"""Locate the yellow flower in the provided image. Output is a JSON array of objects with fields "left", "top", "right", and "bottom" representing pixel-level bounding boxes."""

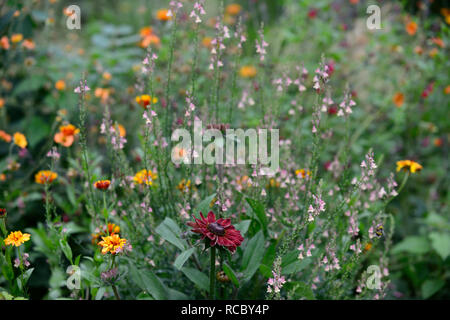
[
  {"left": 295, "top": 169, "right": 311, "bottom": 178},
  {"left": 133, "top": 169, "right": 157, "bottom": 186},
  {"left": 176, "top": 179, "right": 191, "bottom": 193},
  {"left": 4, "top": 231, "right": 30, "bottom": 247},
  {"left": 11, "top": 33, "right": 23, "bottom": 43},
  {"left": 239, "top": 65, "right": 257, "bottom": 78},
  {"left": 98, "top": 234, "right": 127, "bottom": 255},
  {"left": 135, "top": 94, "right": 158, "bottom": 108},
  {"left": 13, "top": 132, "right": 27, "bottom": 149},
  {"left": 396, "top": 160, "right": 423, "bottom": 173},
  {"left": 35, "top": 170, "right": 58, "bottom": 184},
  {"left": 156, "top": 9, "right": 171, "bottom": 21}
]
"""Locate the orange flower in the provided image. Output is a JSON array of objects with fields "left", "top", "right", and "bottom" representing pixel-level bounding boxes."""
[
  {"left": 0, "top": 97, "right": 4, "bottom": 108},
  {"left": 225, "top": 4, "right": 242, "bottom": 16},
  {"left": 396, "top": 160, "right": 422, "bottom": 173},
  {"left": 433, "top": 138, "right": 443, "bottom": 147},
  {"left": 55, "top": 79, "right": 66, "bottom": 91},
  {"left": 54, "top": 124, "right": 79, "bottom": 147},
  {"left": 22, "top": 39, "right": 35, "bottom": 50},
  {"left": 405, "top": 21, "right": 417, "bottom": 36},
  {"left": 135, "top": 94, "right": 158, "bottom": 108},
  {"left": 11, "top": 34, "right": 23, "bottom": 43},
  {"left": 98, "top": 234, "right": 127, "bottom": 255},
  {"left": 429, "top": 48, "right": 439, "bottom": 57},
  {"left": 295, "top": 169, "right": 311, "bottom": 178},
  {"left": 414, "top": 46, "right": 423, "bottom": 55},
  {"left": 102, "top": 72, "right": 112, "bottom": 81},
  {"left": 35, "top": 170, "right": 58, "bottom": 184},
  {"left": 393, "top": 92, "right": 404, "bottom": 107},
  {"left": 140, "top": 26, "right": 153, "bottom": 37},
  {"left": 133, "top": 169, "right": 157, "bottom": 186},
  {"left": 156, "top": 9, "right": 171, "bottom": 21},
  {"left": 239, "top": 65, "right": 257, "bottom": 78},
  {"left": 0, "top": 130, "right": 11, "bottom": 143},
  {"left": 202, "top": 37, "right": 213, "bottom": 48},
  {"left": 13, "top": 132, "right": 27, "bottom": 149},
  {"left": 140, "top": 33, "right": 160, "bottom": 47},
  {"left": 431, "top": 37, "right": 445, "bottom": 48},
  {"left": 350, "top": 0, "right": 360, "bottom": 4},
  {"left": 94, "top": 180, "right": 111, "bottom": 190},
  {"left": 111, "top": 123, "right": 126, "bottom": 137},
  {"left": 444, "top": 85, "right": 450, "bottom": 95},
  {"left": 0, "top": 36, "right": 10, "bottom": 50},
  {"left": 4, "top": 231, "right": 30, "bottom": 247}
]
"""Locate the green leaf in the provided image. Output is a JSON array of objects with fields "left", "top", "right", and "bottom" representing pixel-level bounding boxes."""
[
  {"left": 194, "top": 193, "right": 216, "bottom": 218},
  {"left": 259, "top": 264, "right": 272, "bottom": 278},
  {"left": 155, "top": 218, "right": 186, "bottom": 251},
  {"left": 429, "top": 232, "right": 450, "bottom": 260},
  {"left": 95, "top": 287, "right": 106, "bottom": 300},
  {"left": 128, "top": 264, "right": 168, "bottom": 299},
  {"left": 167, "top": 288, "right": 189, "bottom": 300},
  {"left": 392, "top": 236, "right": 431, "bottom": 255},
  {"left": 181, "top": 267, "right": 209, "bottom": 292},
  {"left": 174, "top": 247, "right": 195, "bottom": 270},
  {"left": 235, "top": 220, "right": 251, "bottom": 235},
  {"left": 223, "top": 262, "right": 239, "bottom": 287},
  {"left": 421, "top": 279, "right": 445, "bottom": 299},
  {"left": 282, "top": 258, "right": 312, "bottom": 275},
  {"left": 246, "top": 198, "right": 268, "bottom": 234},
  {"left": 241, "top": 230, "right": 265, "bottom": 281},
  {"left": 288, "top": 281, "right": 316, "bottom": 300},
  {"left": 59, "top": 239, "right": 73, "bottom": 264}
]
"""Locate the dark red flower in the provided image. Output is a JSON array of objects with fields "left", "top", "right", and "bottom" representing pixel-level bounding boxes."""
[
  {"left": 187, "top": 211, "right": 244, "bottom": 253},
  {"left": 308, "top": 9, "right": 318, "bottom": 19}
]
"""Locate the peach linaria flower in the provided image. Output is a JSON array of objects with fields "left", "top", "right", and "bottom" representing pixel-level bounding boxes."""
[
  {"left": 55, "top": 79, "right": 66, "bottom": 91},
  {"left": 393, "top": 92, "right": 404, "bottom": 107},
  {"left": 396, "top": 160, "right": 423, "bottom": 173},
  {"left": 431, "top": 37, "right": 445, "bottom": 48},
  {"left": 11, "top": 34, "right": 23, "bottom": 43},
  {"left": 102, "top": 72, "right": 112, "bottom": 81},
  {"left": 433, "top": 138, "right": 443, "bottom": 147},
  {"left": 54, "top": 123, "right": 79, "bottom": 147},
  {"left": 0, "top": 130, "right": 12, "bottom": 143},
  {"left": 405, "top": 21, "right": 418, "bottom": 36},
  {"left": 13, "top": 132, "right": 27, "bottom": 149},
  {"left": 22, "top": 39, "right": 35, "bottom": 50},
  {"left": 414, "top": 46, "right": 423, "bottom": 55},
  {"left": 135, "top": 94, "right": 158, "bottom": 108},
  {"left": 225, "top": 4, "right": 242, "bottom": 16},
  {"left": 239, "top": 65, "right": 257, "bottom": 78},
  {"left": 98, "top": 234, "right": 127, "bottom": 255},
  {"left": 94, "top": 180, "right": 111, "bottom": 190},
  {"left": 445, "top": 85, "right": 450, "bottom": 95},
  {"left": 156, "top": 9, "right": 171, "bottom": 21},
  {"left": 4, "top": 231, "right": 31, "bottom": 247},
  {"left": 201, "top": 37, "right": 213, "bottom": 48},
  {"left": 133, "top": 169, "right": 157, "bottom": 186},
  {"left": 35, "top": 170, "right": 58, "bottom": 184},
  {"left": 1, "top": 36, "right": 10, "bottom": 50}
]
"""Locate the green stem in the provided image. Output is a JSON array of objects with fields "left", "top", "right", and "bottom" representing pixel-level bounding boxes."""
[{"left": 209, "top": 246, "right": 216, "bottom": 299}]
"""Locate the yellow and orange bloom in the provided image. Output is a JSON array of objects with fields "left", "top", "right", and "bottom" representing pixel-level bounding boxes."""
[
  {"left": 295, "top": 169, "right": 311, "bottom": 179},
  {"left": 431, "top": 37, "right": 445, "bottom": 48},
  {"left": 225, "top": 4, "right": 242, "bottom": 16},
  {"left": 0, "top": 130, "right": 12, "bottom": 143},
  {"left": 201, "top": 37, "right": 213, "bottom": 49},
  {"left": 35, "top": 170, "right": 58, "bottom": 184},
  {"left": 239, "top": 65, "right": 257, "bottom": 78},
  {"left": 133, "top": 169, "right": 157, "bottom": 186},
  {"left": 0, "top": 36, "right": 10, "bottom": 50},
  {"left": 396, "top": 160, "right": 423, "bottom": 173},
  {"left": 135, "top": 94, "right": 158, "bottom": 108},
  {"left": 55, "top": 79, "right": 66, "bottom": 91},
  {"left": 139, "top": 26, "right": 161, "bottom": 47},
  {"left": 92, "top": 223, "right": 121, "bottom": 244},
  {"left": 393, "top": 92, "right": 404, "bottom": 107},
  {"left": 11, "top": 33, "right": 23, "bottom": 43},
  {"left": 94, "top": 180, "right": 111, "bottom": 190},
  {"left": 176, "top": 179, "right": 191, "bottom": 193},
  {"left": 54, "top": 123, "right": 79, "bottom": 147},
  {"left": 4, "top": 231, "right": 30, "bottom": 247},
  {"left": 444, "top": 85, "right": 450, "bottom": 95},
  {"left": 156, "top": 9, "right": 171, "bottom": 21},
  {"left": 102, "top": 72, "right": 112, "bottom": 81},
  {"left": 111, "top": 123, "right": 126, "bottom": 137},
  {"left": 13, "top": 132, "right": 27, "bottom": 149},
  {"left": 405, "top": 21, "right": 417, "bottom": 36},
  {"left": 98, "top": 234, "right": 127, "bottom": 255}
]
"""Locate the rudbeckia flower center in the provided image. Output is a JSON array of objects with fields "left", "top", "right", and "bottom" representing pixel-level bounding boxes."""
[{"left": 207, "top": 222, "right": 225, "bottom": 236}]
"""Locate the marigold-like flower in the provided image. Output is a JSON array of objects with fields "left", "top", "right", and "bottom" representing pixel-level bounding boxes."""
[
  {"left": 133, "top": 169, "right": 157, "bottom": 185},
  {"left": 156, "top": 9, "right": 171, "bottom": 21},
  {"left": 396, "top": 160, "right": 423, "bottom": 173},
  {"left": 239, "top": 65, "right": 257, "bottom": 78},
  {"left": 135, "top": 94, "right": 158, "bottom": 108},
  {"left": 225, "top": 4, "right": 242, "bottom": 16},
  {"left": 11, "top": 34, "right": 23, "bottom": 43},
  {"left": 393, "top": 92, "right": 404, "bottom": 107},
  {"left": 54, "top": 123, "right": 79, "bottom": 147},
  {"left": 94, "top": 180, "right": 111, "bottom": 190},
  {"left": 176, "top": 179, "right": 191, "bottom": 193},
  {"left": 35, "top": 170, "right": 58, "bottom": 184},
  {"left": 295, "top": 169, "right": 311, "bottom": 179},
  {"left": 13, "top": 132, "right": 27, "bottom": 149},
  {"left": 98, "top": 234, "right": 127, "bottom": 255},
  {"left": 92, "top": 223, "right": 121, "bottom": 244},
  {"left": 187, "top": 211, "right": 244, "bottom": 253},
  {"left": 0, "top": 130, "right": 11, "bottom": 143},
  {"left": 4, "top": 231, "right": 30, "bottom": 247},
  {"left": 405, "top": 21, "right": 417, "bottom": 36},
  {"left": 55, "top": 79, "right": 66, "bottom": 91}
]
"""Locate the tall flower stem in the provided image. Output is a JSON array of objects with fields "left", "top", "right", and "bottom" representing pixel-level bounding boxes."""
[{"left": 209, "top": 246, "right": 216, "bottom": 299}]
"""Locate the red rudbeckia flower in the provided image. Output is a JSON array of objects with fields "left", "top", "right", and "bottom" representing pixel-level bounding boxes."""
[{"left": 187, "top": 211, "right": 244, "bottom": 253}]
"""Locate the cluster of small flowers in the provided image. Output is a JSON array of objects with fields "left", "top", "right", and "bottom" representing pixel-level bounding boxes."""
[
  {"left": 167, "top": 1, "right": 183, "bottom": 18},
  {"left": 143, "top": 109, "right": 158, "bottom": 128},
  {"left": 46, "top": 146, "right": 60, "bottom": 160},
  {"left": 311, "top": 105, "right": 321, "bottom": 134},
  {"left": 142, "top": 49, "right": 158, "bottom": 74},
  {"left": 312, "top": 63, "right": 330, "bottom": 91},
  {"left": 346, "top": 210, "right": 360, "bottom": 237},
  {"left": 320, "top": 95, "right": 334, "bottom": 112},
  {"left": 100, "top": 120, "right": 127, "bottom": 150},
  {"left": 74, "top": 80, "right": 90, "bottom": 94},
  {"left": 337, "top": 90, "right": 356, "bottom": 117},
  {"left": 386, "top": 172, "right": 398, "bottom": 197},
  {"left": 14, "top": 253, "right": 30, "bottom": 268},
  {"left": 237, "top": 89, "right": 255, "bottom": 109},
  {"left": 184, "top": 93, "right": 196, "bottom": 121},
  {"left": 208, "top": 20, "right": 230, "bottom": 70},
  {"left": 297, "top": 238, "right": 315, "bottom": 260},
  {"left": 321, "top": 247, "right": 340, "bottom": 272},
  {"left": 189, "top": 1, "right": 206, "bottom": 23},
  {"left": 255, "top": 26, "right": 268, "bottom": 62},
  {"left": 357, "top": 151, "right": 377, "bottom": 190},
  {"left": 234, "top": 20, "right": 246, "bottom": 49},
  {"left": 307, "top": 193, "right": 326, "bottom": 222},
  {"left": 101, "top": 267, "right": 118, "bottom": 283},
  {"left": 267, "top": 267, "right": 286, "bottom": 294}
]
